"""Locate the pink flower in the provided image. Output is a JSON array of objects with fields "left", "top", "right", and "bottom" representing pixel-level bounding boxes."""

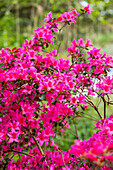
[
  {"left": 77, "top": 94, "right": 86, "bottom": 105},
  {"left": 66, "top": 124, "right": 71, "bottom": 129},
  {"left": 70, "top": 139, "right": 84, "bottom": 156},
  {"left": 60, "top": 129, "right": 65, "bottom": 133},
  {"left": 8, "top": 129, "right": 20, "bottom": 143},
  {"left": 44, "top": 11, "right": 53, "bottom": 22},
  {"left": 91, "top": 144, "right": 105, "bottom": 155},
  {"left": 85, "top": 38, "right": 93, "bottom": 47},
  {"left": 78, "top": 38, "right": 85, "bottom": 47},
  {"left": 85, "top": 153, "right": 97, "bottom": 161},
  {"left": 84, "top": 4, "right": 91, "bottom": 14},
  {"left": 9, "top": 121, "right": 20, "bottom": 131},
  {"left": 0, "top": 131, "right": 7, "bottom": 142},
  {"left": 71, "top": 96, "right": 77, "bottom": 104},
  {"left": 71, "top": 39, "right": 78, "bottom": 47},
  {"left": 78, "top": 168, "right": 85, "bottom": 170}
]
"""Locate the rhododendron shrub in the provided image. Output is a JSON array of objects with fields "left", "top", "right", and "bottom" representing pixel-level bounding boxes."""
[{"left": 0, "top": 4, "right": 113, "bottom": 169}]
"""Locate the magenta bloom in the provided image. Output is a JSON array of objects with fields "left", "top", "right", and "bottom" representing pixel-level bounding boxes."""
[
  {"left": 8, "top": 129, "right": 19, "bottom": 143},
  {"left": 84, "top": 4, "right": 91, "bottom": 14}
]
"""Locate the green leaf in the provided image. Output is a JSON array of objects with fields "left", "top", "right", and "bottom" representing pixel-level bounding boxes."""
[
  {"left": 0, "top": 66, "right": 6, "bottom": 70},
  {"left": 12, "top": 91, "right": 17, "bottom": 94}
]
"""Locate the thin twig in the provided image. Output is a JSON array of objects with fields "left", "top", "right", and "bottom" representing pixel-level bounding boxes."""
[
  {"left": 101, "top": 96, "right": 106, "bottom": 119},
  {"left": 81, "top": 112, "right": 99, "bottom": 122},
  {"left": 69, "top": 131, "right": 78, "bottom": 138},
  {"left": 76, "top": 90, "right": 102, "bottom": 119},
  {"left": 36, "top": 64, "right": 57, "bottom": 72},
  {"left": 96, "top": 92, "right": 107, "bottom": 119},
  {"left": 74, "top": 124, "right": 79, "bottom": 139},
  {"left": 57, "top": 22, "right": 69, "bottom": 54},
  {"left": 56, "top": 148, "right": 67, "bottom": 170},
  {"left": 31, "top": 134, "right": 50, "bottom": 170},
  {"left": 59, "top": 22, "right": 68, "bottom": 31},
  {"left": 79, "top": 115, "right": 98, "bottom": 122},
  {"left": 97, "top": 97, "right": 101, "bottom": 108},
  {"left": 106, "top": 94, "right": 110, "bottom": 104},
  {"left": 108, "top": 101, "right": 113, "bottom": 105},
  {"left": 32, "top": 135, "right": 45, "bottom": 157},
  {"left": 11, "top": 149, "right": 34, "bottom": 158}
]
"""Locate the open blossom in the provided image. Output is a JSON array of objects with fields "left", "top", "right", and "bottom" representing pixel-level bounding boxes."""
[
  {"left": 84, "top": 4, "right": 92, "bottom": 14},
  {"left": 96, "top": 76, "right": 113, "bottom": 94},
  {"left": 8, "top": 121, "right": 20, "bottom": 131},
  {"left": 78, "top": 38, "right": 85, "bottom": 47},
  {"left": 44, "top": 11, "right": 53, "bottom": 22},
  {"left": 77, "top": 94, "right": 86, "bottom": 105},
  {"left": 0, "top": 131, "right": 7, "bottom": 142},
  {"left": 55, "top": 8, "right": 79, "bottom": 23},
  {"left": 85, "top": 38, "right": 93, "bottom": 47},
  {"left": 8, "top": 129, "right": 20, "bottom": 143}
]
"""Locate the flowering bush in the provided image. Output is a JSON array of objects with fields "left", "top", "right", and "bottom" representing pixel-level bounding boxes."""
[{"left": 0, "top": 4, "right": 113, "bottom": 169}]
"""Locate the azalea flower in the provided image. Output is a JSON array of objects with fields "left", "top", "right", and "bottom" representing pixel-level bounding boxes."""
[
  {"left": 8, "top": 129, "right": 19, "bottom": 143},
  {"left": 84, "top": 4, "right": 92, "bottom": 14}
]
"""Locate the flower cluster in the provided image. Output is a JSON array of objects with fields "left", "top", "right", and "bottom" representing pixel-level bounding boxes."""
[
  {"left": 0, "top": 4, "right": 113, "bottom": 170},
  {"left": 70, "top": 115, "right": 113, "bottom": 169}
]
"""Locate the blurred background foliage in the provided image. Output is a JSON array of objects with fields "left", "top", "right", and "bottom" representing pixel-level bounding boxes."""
[
  {"left": 0, "top": 0, "right": 113, "bottom": 54},
  {"left": 0, "top": 0, "right": 113, "bottom": 150}
]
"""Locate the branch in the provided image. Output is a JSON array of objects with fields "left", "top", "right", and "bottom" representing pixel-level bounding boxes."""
[
  {"left": 57, "top": 22, "right": 69, "bottom": 54},
  {"left": 59, "top": 22, "right": 68, "bottom": 32},
  {"left": 108, "top": 101, "right": 113, "bottom": 105},
  {"left": 10, "top": 149, "right": 35, "bottom": 158},
  {"left": 79, "top": 115, "right": 99, "bottom": 122},
  {"left": 76, "top": 90, "right": 102, "bottom": 119},
  {"left": 56, "top": 148, "right": 67, "bottom": 170},
  {"left": 81, "top": 112, "right": 99, "bottom": 122},
  {"left": 69, "top": 131, "right": 79, "bottom": 138},
  {"left": 96, "top": 92, "right": 108, "bottom": 119},
  {"left": 74, "top": 124, "right": 79, "bottom": 139},
  {"left": 31, "top": 134, "right": 50, "bottom": 170},
  {"left": 36, "top": 64, "right": 57, "bottom": 72},
  {"left": 32, "top": 135, "right": 44, "bottom": 156},
  {"left": 101, "top": 96, "right": 107, "bottom": 119}
]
